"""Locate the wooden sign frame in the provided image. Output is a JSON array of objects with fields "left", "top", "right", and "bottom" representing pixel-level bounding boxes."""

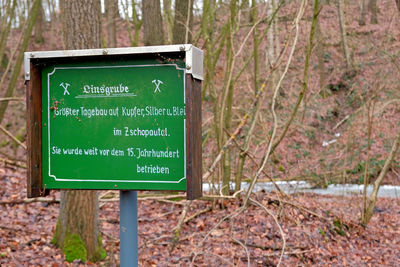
[{"left": 25, "top": 45, "right": 203, "bottom": 200}]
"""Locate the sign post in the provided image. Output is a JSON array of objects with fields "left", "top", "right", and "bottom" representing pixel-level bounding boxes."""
[
  {"left": 120, "top": 190, "right": 138, "bottom": 266},
  {"left": 25, "top": 45, "right": 203, "bottom": 265}
]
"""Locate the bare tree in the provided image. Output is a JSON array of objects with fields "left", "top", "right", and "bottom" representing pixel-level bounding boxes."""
[
  {"left": 173, "top": 0, "right": 194, "bottom": 43},
  {"left": 0, "top": 0, "right": 41, "bottom": 124},
  {"left": 52, "top": 0, "right": 105, "bottom": 262},
  {"left": 105, "top": 0, "right": 118, "bottom": 47},
  {"left": 143, "top": 0, "right": 164, "bottom": 45},
  {"left": 362, "top": 129, "right": 400, "bottom": 224},
  {"left": 163, "top": 0, "right": 174, "bottom": 44},
  {"left": 367, "top": 0, "right": 378, "bottom": 24},
  {"left": 0, "top": 0, "right": 16, "bottom": 69},
  {"left": 34, "top": 2, "right": 45, "bottom": 44},
  {"left": 338, "top": 0, "right": 354, "bottom": 73}
]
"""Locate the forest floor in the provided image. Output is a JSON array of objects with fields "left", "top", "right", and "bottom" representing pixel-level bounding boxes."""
[
  {"left": 0, "top": 166, "right": 399, "bottom": 266},
  {"left": 0, "top": 0, "right": 400, "bottom": 266}
]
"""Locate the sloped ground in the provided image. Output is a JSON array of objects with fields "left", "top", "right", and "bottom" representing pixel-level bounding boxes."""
[
  {"left": 0, "top": 0, "right": 399, "bottom": 266},
  {"left": 0, "top": 167, "right": 399, "bottom": 266}
]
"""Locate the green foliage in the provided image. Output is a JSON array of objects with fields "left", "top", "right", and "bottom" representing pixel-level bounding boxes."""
[
  {"left": 328, "top": 81, "right": 347, "bottom": 92},
  {"left": 63, "top": 233, "right": 87, "bottom": 263},
  {"left": 52, "top": 218, "right": 105, "bottom": 263},
  {"left": 346, "top": 90, "right": 361, "bottom": 108},
  {"left": 323, "top": 52, "right": 331, "bottom": 62},
  {"left": 304, "top": 129, "right": 315, "bottom": 140},
  {"left": 318, "top": 228, "right": 329, "bottom": 243},
  {"left": 278, "top": 164, "right": 285, "bottom": 172},
  {"left": 348, "top": 157, "right": 386, "bottom": 183},
  {"left": 93, "top": 235, "right": 106, "bottom": 262},
  {"left": 332, "top": 218, "right": 348, "bottom": 236},
  {"left": 51, "top": 218, "right": 61, "bottom": 245}
]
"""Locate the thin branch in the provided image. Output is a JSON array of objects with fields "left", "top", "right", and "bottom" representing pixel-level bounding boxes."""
[
  {"left": 249, "top": 198, "right": 286, "bottom": 266},
  {"left": 170, "top": 200, "right": 192, "bottom": 252},
  {"left": 0, "top": 157, "right": 26, "bottom": 168},
  {"left": 0, "top": 97, "right": 24, "bottom": 102},
  {"left": 0, "top": 124, "right": 26, "bottom": 150},
  {"left": 0, "top": 197, "right": 58, "bottom": 205}
]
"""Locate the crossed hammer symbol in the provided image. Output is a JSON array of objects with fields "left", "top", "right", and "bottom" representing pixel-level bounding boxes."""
[
  {"left": 152, "top": 80, "right": 163, "bottom": 93},
  {"left": 60, "top": 82, "right": 71, "bottom": 95}
]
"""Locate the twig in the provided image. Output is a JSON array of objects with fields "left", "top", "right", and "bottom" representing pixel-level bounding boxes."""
[
  {"left": 138, "top": 194, "right": 186, "bottom": 200},
  {"left": 265, "top": 249, "right": 314, "bottom": 257},
  {"left": 198, "top": 3, "right": 307, "bottom": 261},
  {"left": 0, "top": 97, "right": 24, "bottom": 102},
  {"left": 190, "top": 252, "right": 235, "bottom": 267},
  {"left": 170, "top": 200, "right": 192, "bottom": 252},
  {"left": 244, "top": 241, "right": 308, "bottom": 252},
  {"left": 201, "top": 190, "right": 244, "bottom": 200},
  {"left": 182, "top": 206, "right": 212, "bottom": 225},
  {"left": 332, "top": 114, "right": 350, "bottom": 130},
  {"left": 272, "top": 197, "right": 329, "bottom": 222},
  {"left": 0, "top": 197, "right": 59, "bottom": 205},
  {"left": 202, "top": 82, "right": 267, "bottom": 181},
  {"left": 227, "top": 129, "right": 287, "bottom": 196},
  {"left": 230, "top": 220, "right": 250, "bottom": 267},
  {"left": 140, "top": 234, "right": 172, "bottom": 249},
  {"left": 270, "top": 0, "right": 315, "bottom": 153},
  {"left": 0, "top": 124, "right": 26, "bottom": 150},
  {"left": 249, "top": 198, "right": 286, "bottom": 266},
  {"left": 0, "top": 157, "right": 26, "bottom": 168},
  {"left": 0, "top": 224, "right": 35, "bottom": 234}
]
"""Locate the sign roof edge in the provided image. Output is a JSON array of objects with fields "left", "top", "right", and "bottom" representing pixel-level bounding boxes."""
[{"left": 24, "top": 44, "right": 203, "bottom": 81}]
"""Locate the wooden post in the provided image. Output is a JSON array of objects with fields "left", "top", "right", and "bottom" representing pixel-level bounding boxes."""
[{"left": 186, "top": 74, "right": 202, "bottom": 200}]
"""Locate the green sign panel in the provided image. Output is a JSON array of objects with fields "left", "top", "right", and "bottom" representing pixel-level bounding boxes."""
[{"left": 42, "top": 60, "right": 187, "bottom": 190}]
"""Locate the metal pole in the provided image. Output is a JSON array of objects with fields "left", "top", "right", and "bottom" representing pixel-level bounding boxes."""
[{"left": 120, "top": 190, "right": 138, "bottom": 267}]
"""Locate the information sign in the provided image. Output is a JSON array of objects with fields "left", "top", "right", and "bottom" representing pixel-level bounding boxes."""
[{"left": 25, "top": 45, "right": 203, "bottom": 198}]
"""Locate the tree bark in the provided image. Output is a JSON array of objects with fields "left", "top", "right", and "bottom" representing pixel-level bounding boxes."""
[
  {"left": 315, "top": 13, "right": 328, "bottom": 97},
  {"left": 105, "top": 0, "right": 118, "bottom": 47},
  {"left": 0, "top": 0, "right": 41, "bottom": 124},
  {"left": 53, "top": 0, "right": 105, "bottom": 263},
  {"left": 362, "top": 129, "right": 400, "bottom": 225},
  {"left": 359, "top": 0, "right": 367, "bottom": 26},
  {"left": 396, "top": 0, "right": 400, "bottom": 12},
  {"left": 163, "top": 0, "right": 174, "bottom": 44},
  {"left": 0, "top": 0, "right": 16, "bottom": 70},
  {"left": 34, "top": 2, "right": 45, "bottom": 44},
  {"left": 368, "top": 0, "right": 378, "bottom": 24},
  {"left": 173, "top": 0, "right": 194, "bottom": 44},
  {"left": 338, "top": 0, "right": 353, "bottom": 72},
  {"left": 131, "top": 0, "right": 143, "bottom": 46},
  {"left": 142, "top": 0, "right": 164, "bottom": 45}
]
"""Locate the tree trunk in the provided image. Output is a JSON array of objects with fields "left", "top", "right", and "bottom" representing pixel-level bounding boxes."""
[
  {"left": 34, "top": 2, "right": 45, "bottom": 44},
  {"left": 220, "top": 0, "right": 238, "bottom": 195},
  {"left": 0, "top": 0, "right": 16, "bottom": 70},
  {"left": 105, "top": 0, "right": 117, "bottom": 47},
  {"left": 173, "top": 0, "right": 194, "bottom": 44},
  {"left": 396, "top": 0, "right": 400, "bottom": 12},
  {"left": 0, "top": 0, "right": 41, "bottom": 124},
  {"left": 359, "top": 0, "right": 367, "bottom": 26},
  {"left": 142, "top": 0, "right": 164, "bottom": 45},
  {"left": 315, "top": 13, "right": 328, "bottom": 97},
  {"left": 338, "top": 0, "right": 353, "bottom": 72},
  {"left": 362, "top": 129, "right": 400, "bottom": 225},
  {"left": 53, "top": 0, "right": 105, "bottom": 263},
  {"left": 163, "top": 0, "right": 174, "bottom": 44},
  {"left": 132, "top": 0, "right": 143, "bottom": 46},
  {"left": 368, "top": 0, "right": 378, "bottom": 24},
  {"left": 234, "top": 0, "right": 258, "bottom": 193}
]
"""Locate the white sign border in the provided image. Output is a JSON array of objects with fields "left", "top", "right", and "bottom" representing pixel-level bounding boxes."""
[{"left": 46, "top": 64, "right": 187, "bottom": 185}]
